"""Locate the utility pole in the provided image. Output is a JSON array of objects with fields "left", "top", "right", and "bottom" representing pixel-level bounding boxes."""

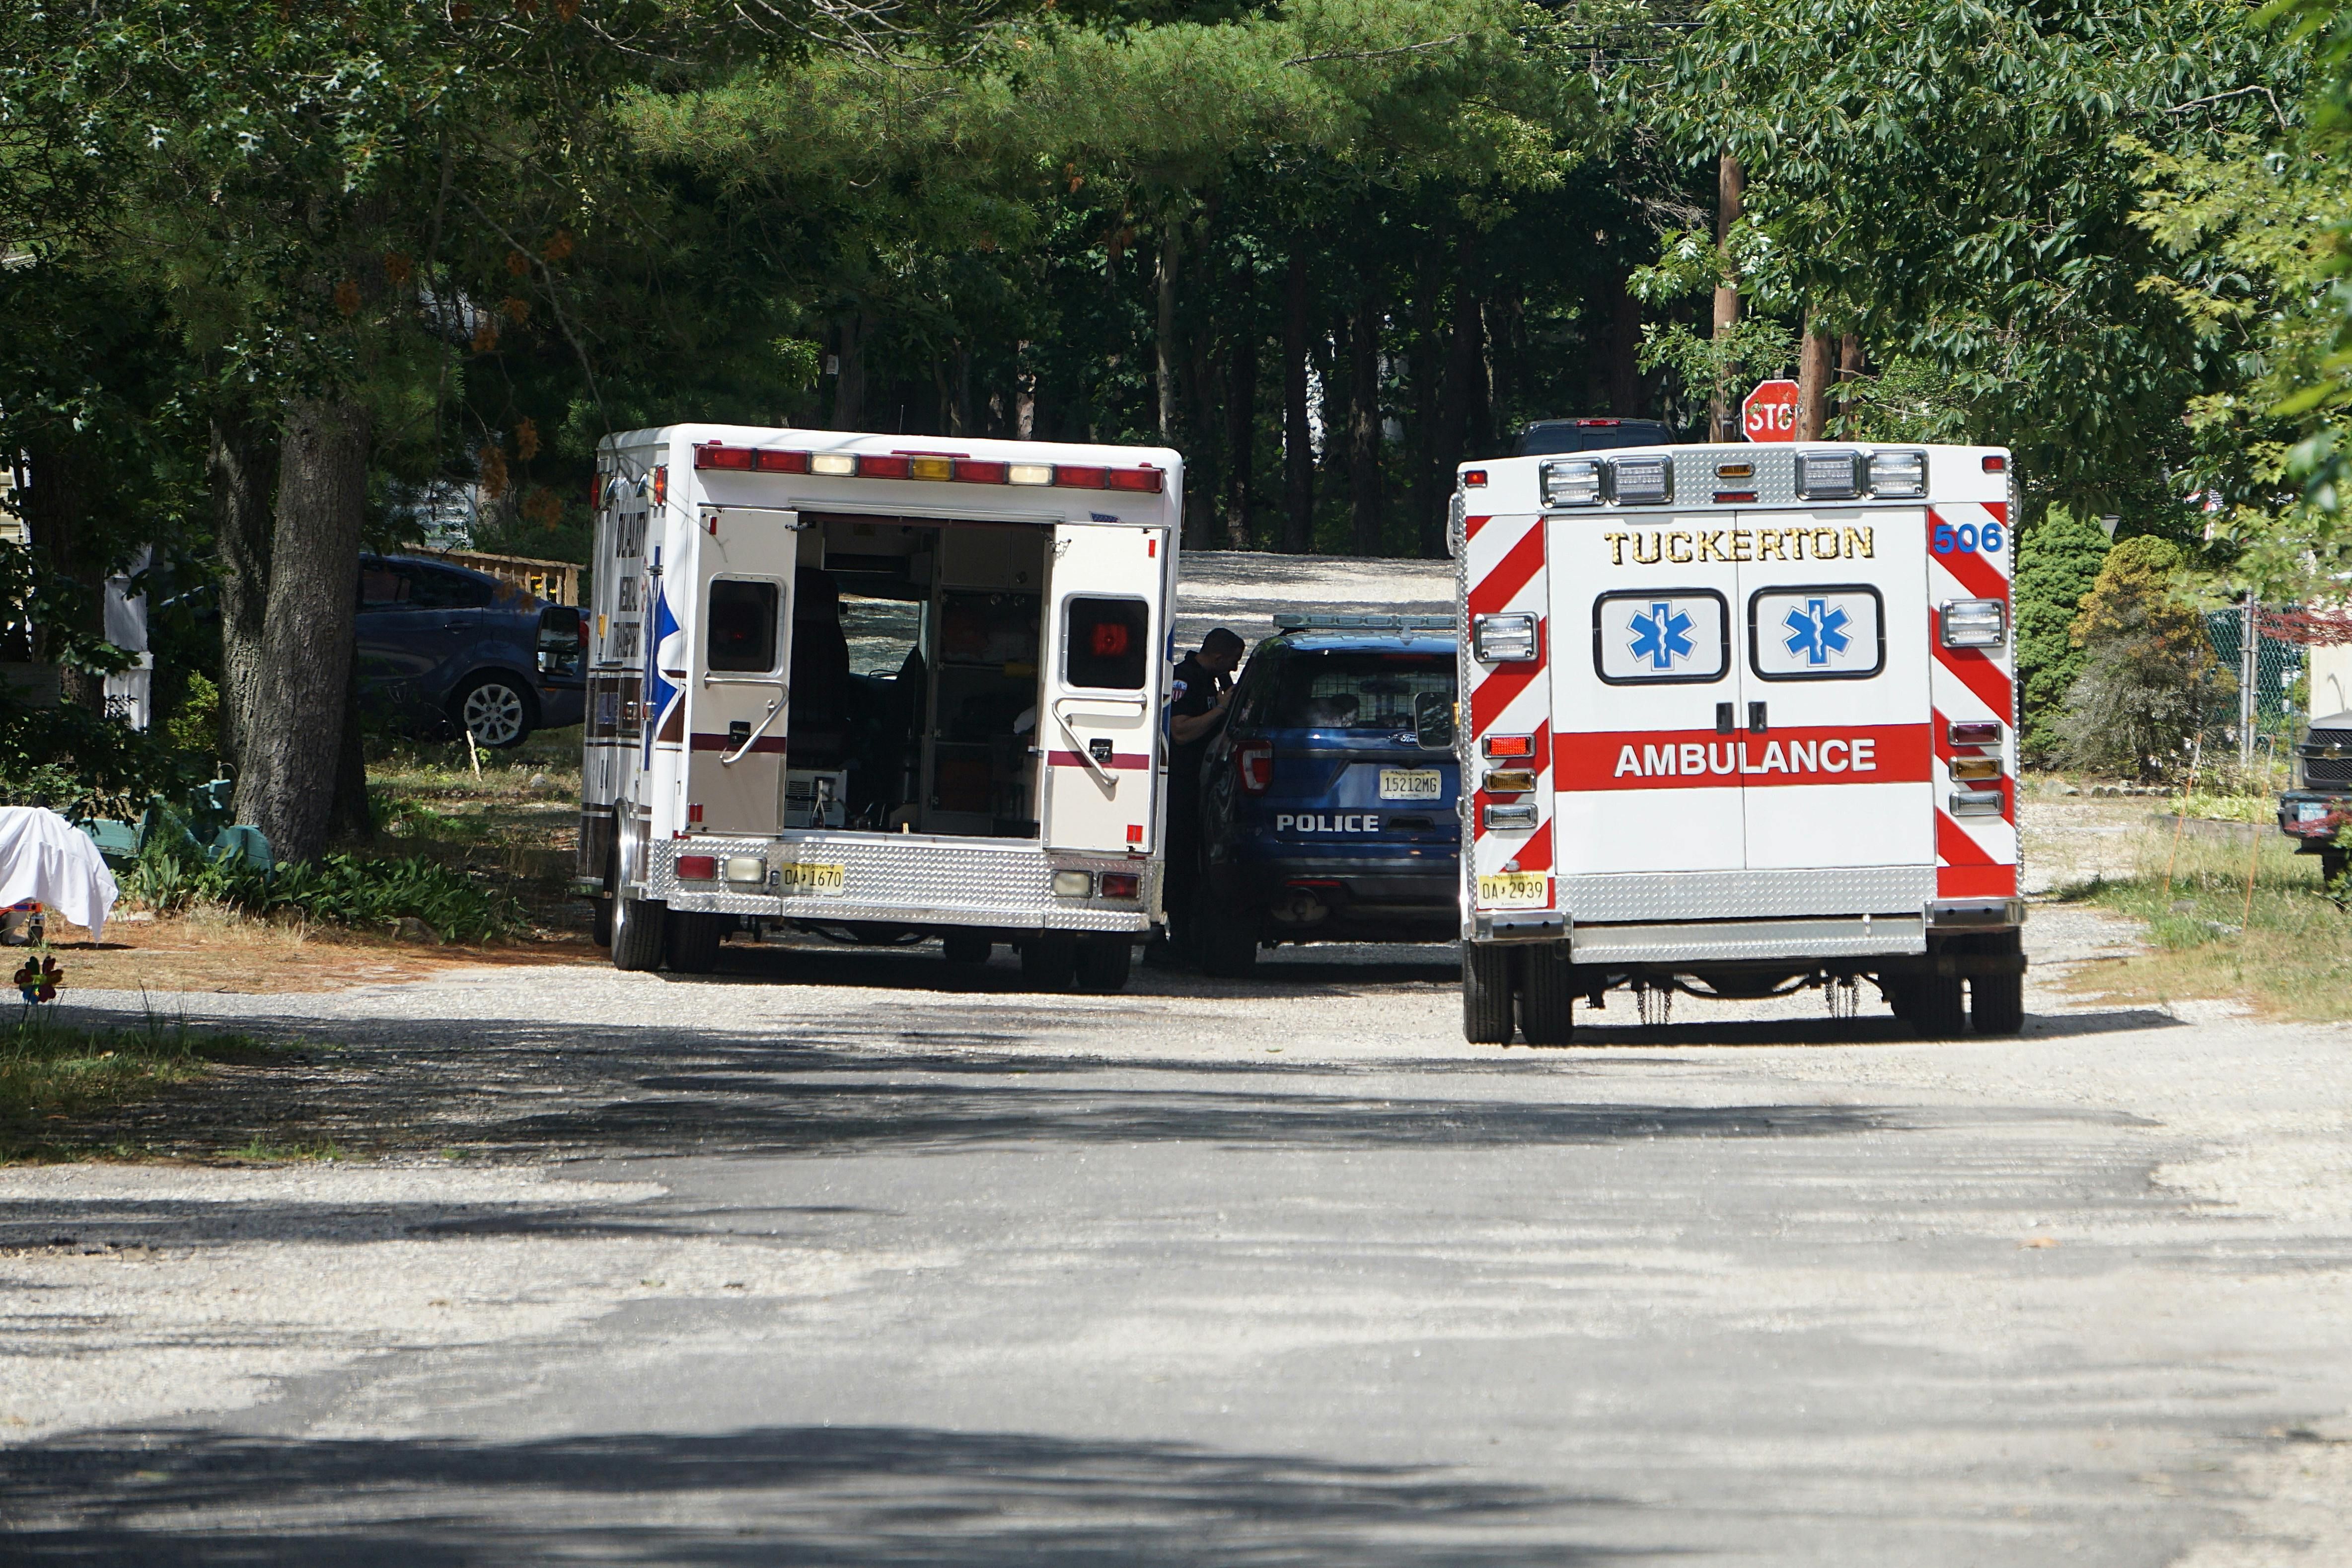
[{"left": 2241, "top": 592, "right": 2260, "bottom": 771}]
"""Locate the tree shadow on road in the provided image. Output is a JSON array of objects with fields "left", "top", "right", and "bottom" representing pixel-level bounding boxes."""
[{"left": 0, "top": 1422, "right": 1659, "bottom": 1567}]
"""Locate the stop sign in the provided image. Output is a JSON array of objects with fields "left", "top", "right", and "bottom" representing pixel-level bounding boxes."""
[{"left": 1742, "top": 379, "right": 1800, "bottom": 443}]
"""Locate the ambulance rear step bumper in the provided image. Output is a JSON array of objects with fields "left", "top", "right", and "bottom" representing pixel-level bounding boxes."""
[
  {"left": 640, "top": 831, "right": 1157, "bottom": 934},
  {"left": 1571, "top": 914, "right": 1925, "bottom": 966}
]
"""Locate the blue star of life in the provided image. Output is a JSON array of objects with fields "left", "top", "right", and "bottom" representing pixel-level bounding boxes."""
[
  {"left": 1782, "top": 597, "right": 1852, "bottom": 666},
  {"left": 1627, "top": 601, "right": 1695, "bottom": 671}
]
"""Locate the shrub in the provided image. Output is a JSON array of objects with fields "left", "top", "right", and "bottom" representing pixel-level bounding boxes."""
[
  {"left": 2054, "top": 537, "right": 2231, "bottom": 779},
  {"left": 126, "top": 844, "right": 523, "bottom": 943},
  {"left": 0, "top": 696, "right": 193, "bottom": 823},
  {"left": 2014, "top": 505, "right": 2110, "bottom": 764}
]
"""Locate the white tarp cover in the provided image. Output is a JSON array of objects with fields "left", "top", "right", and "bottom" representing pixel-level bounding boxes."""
[{"left": 0, "top": 806, "right": 120, "bottom": 939}]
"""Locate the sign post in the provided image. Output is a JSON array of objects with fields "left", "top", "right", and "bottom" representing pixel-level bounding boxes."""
[{"left": 1742, "top": 379, "right": 1800, "bottom": 443}]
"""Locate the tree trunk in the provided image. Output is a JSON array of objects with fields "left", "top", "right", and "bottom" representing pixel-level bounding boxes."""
[
  {"left": 1155, "top": 218, "right": 1180, "bottom": 444},
  {"left": 1348, "top": 296, "right": 1383, "bottom": 557},
  {"left": 210, "top": 407, "right": 278, "bottom": 773},
  {"left": 1408, "top": 269, "right": 1441, "bottom": 558},
  {"left": 1607, "top": 274, "right": 1643, "bottom": 415},
  {"left": 1796, "top": 317, "right": 1836, "bottom": 440},
  {"left": 1437, "top": 251, "right": 1480, "bottom": 478},
  {"left": 328, "top": 653, "right": 373, "bottom": 842},
  {"left": 833, "top": 311, "right": 867, "bottom": 430},
  {"left": 1282, "top": 249, "right": 1315, "bottom": 554},
  {"left": 1224, "top": 328, "right": 1258, "bottom": 549},
  {"left": 1838, "top": 333, "right": 1865, "bottom": 423},
  {"left": 1709, "top": 153, "right": 1745, "bottom": 442},
  {"left": 235, "top": 396, "right": 370, "bottom": 866}
]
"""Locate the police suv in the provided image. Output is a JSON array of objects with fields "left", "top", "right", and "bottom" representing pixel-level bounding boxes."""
[{"left": 1193, "top": 614, "right": 1460, "bottom": 976}]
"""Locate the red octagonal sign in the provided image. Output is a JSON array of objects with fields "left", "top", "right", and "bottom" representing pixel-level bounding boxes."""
[{"left": 1742, "top": 378, "right": 1800, "bottom": 442}]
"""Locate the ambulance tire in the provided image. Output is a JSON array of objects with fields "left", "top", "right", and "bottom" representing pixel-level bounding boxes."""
[
  {"left": 1020, "top": 932, "right": 1078, "bottom": 992},
  {"left": 1462, "top": 944, "right": 1516, "bottom": 1045},
  {"left": 591, "top": 895, "right": 613, "bottom": 949},
  {"left": 1970, "top": 971, "right": 2025, "bottom": 1036},
  {"left": 1073, "top": 935, "right": 1133, "bottom": 993},
  {"left": 1878, "top": 976, "right": 1917, "bottom": 1023},
  {"left": 1197, "top": 912, "right": 1258, "bottom": 979},
  {"left": 664, "top": 910, "right": 728, "bottom": 974},
  {"left": 1518, "top": 946, "right": 1576, "bottom": 1045},
  {"left": 942, "top": 929, "right": 992, "bottom": 966},
  {"left": 1913, "top": 974, "right": 1968, "bottom": 1039},
  {"left": 610, "top": 896, "right": 666, "bottom": 972}
]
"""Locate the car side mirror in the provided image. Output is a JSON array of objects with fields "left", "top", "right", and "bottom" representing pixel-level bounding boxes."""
[{"left": 1414, "top": 692, "right": 1456, "bottom": 751}]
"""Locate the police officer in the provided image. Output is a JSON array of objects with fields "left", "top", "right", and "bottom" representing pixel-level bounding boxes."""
[{"left": 1163, "top": 627, "right": 1245, "bottom": 961}]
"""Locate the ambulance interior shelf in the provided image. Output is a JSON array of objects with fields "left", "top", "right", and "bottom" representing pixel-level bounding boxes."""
[{"left": 785, "top": 514, "right": 1048, "bottom": 839}]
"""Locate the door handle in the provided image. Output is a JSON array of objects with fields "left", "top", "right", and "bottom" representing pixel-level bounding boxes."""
[
  {"left": 1054, "top": 709, "right": 1117, "bottom": 795},
  {"left": 720, "top": 694, "right": 784, "bottom": 766},
  {"left": 1715, "top": 702, "right": 1734, "bottom": 735},
  {"left": 1748, "top": 701, "right": 1768, "bottom": 733}
]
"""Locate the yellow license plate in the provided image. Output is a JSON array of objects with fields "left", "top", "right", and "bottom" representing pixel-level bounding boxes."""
[
  {"left": 1477, "top": 871, "right": 1550, "bottom": 909},
  {"left": 781, "top": 862, "right": 846, "bottom": 896},
  {"left": 1379, "top": 767, "right": 1444, "bottom": 801}
]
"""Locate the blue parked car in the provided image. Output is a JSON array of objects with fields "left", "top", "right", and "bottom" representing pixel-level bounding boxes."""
[
  {"left": 1193, "top": 615, "right": 1460, "bottom": 976},
  {"left": 355, "top": 555, "right": 585, "bottom": 747}
]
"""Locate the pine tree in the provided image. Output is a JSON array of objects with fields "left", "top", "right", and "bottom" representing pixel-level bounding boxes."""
[{"left": 2015, "top": 505, "right": 2111, "bottom": 764}]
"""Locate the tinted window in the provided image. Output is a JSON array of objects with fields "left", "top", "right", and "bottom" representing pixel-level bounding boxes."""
[
  {"left": 406, "top": 566, "right": 494, "bottom": 609},
  {"left": 358, "top": 562, "right": 409, "bottom": 608},
  {"left": 1065, "top": 597, "right": 1147, "bottom": 689},
  {"left": 707, "top": 578, "right": 781, "bottom": 672},
  {"left": 1264, "top": 651, "right": 1455, "bottom": 731}
]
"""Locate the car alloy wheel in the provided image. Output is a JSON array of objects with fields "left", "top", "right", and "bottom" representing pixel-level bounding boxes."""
[{"left": 460, "top": 679, "right": 529, "bottom": 747}]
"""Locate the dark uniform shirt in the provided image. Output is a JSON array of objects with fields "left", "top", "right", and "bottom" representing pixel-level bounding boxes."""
[{"left": 1167, "top": 653, "right": 1227, "bottom": 811}]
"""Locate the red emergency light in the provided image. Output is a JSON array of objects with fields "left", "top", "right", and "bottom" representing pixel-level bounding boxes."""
[
  {"left": 676, "top": 854, "right": 718, "bottom": 880},
  {"left": 688, "top": 444, "right": 1164, "bottom": 493},
  {"left": 1982, "top": 454, "right": 2007, "bottom": 472},
  {"left": 1482, "top": 735, "right": 1535, "bottom": 759},
  {"left": 1100, "top": 871, "right": 1141, "bottom": 899}
]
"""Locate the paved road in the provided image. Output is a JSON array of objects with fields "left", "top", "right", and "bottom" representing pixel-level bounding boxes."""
[{"left": 5, "top": 901, "right": 2352, "bottom": 1566}]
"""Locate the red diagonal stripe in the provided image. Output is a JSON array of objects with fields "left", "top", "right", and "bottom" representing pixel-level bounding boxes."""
[
  {"left": 1469, "top": 522, "right": 1545, "bottom": 616},
  {"left": 1470, "top": 648, "right": 1545, "bottom": 733},
  {"left": 1936, "top": 809, "right": 1995, "bottom": 867},
  {"left": 1984, "top": 501, "right": 2008, "bottom": 525},
  {"left": 1928, "top": 509, "right": 2010, "bottom": 599},
  {"left": 1934, "top": 641, "right": 2012, "bottom": 719},
  {"left": 1463, "top": 514, "right": 1491, "bottom": 540},
  {"left": 1513, "top": 820, "right": 1554, "bottom": 873}
]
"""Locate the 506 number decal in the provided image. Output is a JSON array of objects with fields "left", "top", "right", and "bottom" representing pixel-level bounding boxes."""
[{"left": 1932, "top": 519, "right": 2004, "bottom": 555}]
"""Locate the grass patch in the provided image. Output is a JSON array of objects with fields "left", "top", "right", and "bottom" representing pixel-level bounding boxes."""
[
  {"left": 2055, "top": 824, "right": 2352, "bottom": 1019},
  {"left": 2156, "top": 792, "right": 2277, "bottom": 824},
  {"left": 227, "top": 1135, "right": 342, "bottom": 1163},
  {"left": 123, "top": 847, "right": 526, "bottom": 943},
  {"left": 0, "top": 1005, "right": 272, "bottom": 1155}
]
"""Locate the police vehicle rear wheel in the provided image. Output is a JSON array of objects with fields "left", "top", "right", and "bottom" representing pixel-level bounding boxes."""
[
  {"left": 1463, "top": 944, "right": 1515, "bottom": 1045},
  {"left": 610, "top": 895, "right": 665, "bottom": 971},
  {"left": 942, "top": 929, "right": 992, "bottom": 965},
  {"left": 1020, "top": 932, "right": 1078, "bottom": 991},
  {"left": 1518, "top": 945, "right": 1576, "bottom": 1045},
  {"left": 1913, "top": 974, "right": 1967, "bottom": 1038},
  {"left": 1073, "top": 935, "right": 1132, "bottom": 993},
  {"left": 665, "top": 910, "right": 727, "bottom": 973},
  {"left": 1198, "top": 912, "right": 1258, "bottom": 978},
  {"left": 1970, "top": 971, "right": 2024, "bottom": 1036}
]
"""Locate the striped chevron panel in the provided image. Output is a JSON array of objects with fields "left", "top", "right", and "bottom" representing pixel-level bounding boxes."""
[
  {"left": 1927, "top": 500, "right": 2019, "bottom": 896},
  {"left": 1464, "top": 512, "right": 1555, "bottom": 912}
]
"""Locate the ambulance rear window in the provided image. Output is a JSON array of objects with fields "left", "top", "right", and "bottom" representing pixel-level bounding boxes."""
[
  {"left": 1065, "top": 597, "right": 1148, "bottom": 689},
  {"left": 1265, "top": 652, "right": 1454, "bottom": 732},
  {"left": 706, "top": 578, "right": 781, "bottom": 672}
]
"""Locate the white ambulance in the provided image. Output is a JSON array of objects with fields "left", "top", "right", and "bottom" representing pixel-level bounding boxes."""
[
  {"left": 576, "top": 425, "right": 1182, "bottom": 992},
  {"left": 1450, "top": 441, "right": 2023, "bottom": 1043}
]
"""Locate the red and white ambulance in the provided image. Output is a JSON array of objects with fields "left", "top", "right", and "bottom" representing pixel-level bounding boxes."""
[
  {"left": 1450, "top": 441, "right": 2023, "bottom": 1043},
  {"left": 576, "top": 425, "right": 1182, "bottom": 992}
]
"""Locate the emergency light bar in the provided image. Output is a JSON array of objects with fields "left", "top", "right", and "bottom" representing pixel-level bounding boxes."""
[
  {"left": 1540, "top": 453, "right": 1673, "bottom": 508},
  {"left": 1271, "top": 613, "right": 1456, "bottom": 632},
  {"left": 692, "top": 443, "right": 1163, "bottom": 493}
]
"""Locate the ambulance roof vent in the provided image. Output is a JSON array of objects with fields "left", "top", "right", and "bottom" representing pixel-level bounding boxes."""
[{"left": 1273, "top": 613, "right": 1456, "bottom": 633}]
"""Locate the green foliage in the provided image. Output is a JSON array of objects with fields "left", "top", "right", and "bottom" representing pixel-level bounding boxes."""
[
  {"left": 2015, "top": 506, "right": 2112, "bottom": 762},
  {"left": 0, "top": 700, "right": 194, "bottom": 824},
  {"left": 125, "top": 846, "right": 523, "bottom": 944},
  {"left": 166, "top": 673, "right": 220, "bottom": 760},
  {"left": 2055, "top": 536, "right": 2232, "bottom": 777},
  {"left": 0, "top": 1008, "right": 262, "bottom": 1150}
]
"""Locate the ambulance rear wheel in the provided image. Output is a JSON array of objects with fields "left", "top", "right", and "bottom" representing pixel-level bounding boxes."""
[
  {"left": 1519, "top": 945, "right": 1576, "bottom": 1046},
  {"left": 1878, "top": 976, "right": 1917, "bottom": 1022},
  {"left": 665, "top": 910, "right": 727, "bottom": 974},
  {"left": 1970, "top": 971, "right": 2025, "bottom": 1036},
  {"left": 1913, "top": 974, "right": 1967, "bottom": 1039},
  {"left": 1463, "top": 944, "right": 1516, "bottom": 1045},
  {"left": 1020, "top": 932, "right": 1078, "bottom": 992},
  {"left": 1073, "top": 935, "right": 1133, "bottom": 994},
  {"left": 591, "top": 896, "right": 613, "bottom": 949},
  {"left": 942, "top": 929, "right": 992, "bottom": 965},
  {"left": 610, "top": 896, "right": 666, "bottom": 972}
]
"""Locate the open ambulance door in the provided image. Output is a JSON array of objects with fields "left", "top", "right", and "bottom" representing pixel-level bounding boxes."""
[
  {"left": 1038, "top": 523, "right": 1164, "bottom": 854},
  {"left": 684, "top": 507, "right": 800, "bottom": 836}
]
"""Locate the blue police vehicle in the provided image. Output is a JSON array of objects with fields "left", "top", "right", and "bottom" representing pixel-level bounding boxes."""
[{"left": 1192, "top": 614, "right": 1459, "bottom": 976}]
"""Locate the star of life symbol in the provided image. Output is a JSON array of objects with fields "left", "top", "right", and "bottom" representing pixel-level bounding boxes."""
[
  {"left": 1626, "top": 601, "right": 1695, "bottom": 671},
  {"left": 1781, "top": 597, "right": 1852, "bottom": 666}
]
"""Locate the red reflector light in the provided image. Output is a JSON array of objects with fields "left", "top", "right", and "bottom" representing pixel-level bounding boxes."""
[
  {"left": 651, "top": 466, "right": 666, "bottom": 506},
  {"left": 1054, "top": 464, "right": 1109, "bottom": 489},
  {"left": 1461, "top": 469, "right": 1488, "bottom": 487},
  {"left": 1126, "top": 823, "right": 1143, "bottom": 844},
  {"left": 955, "top": 459, "right": 1009, "bottom": 484},
  {"left": 1982, "top": 454, "right": 2007, "bottom": 472},
  {"left": 857, "top": 454, "right": 912, "bottom": 480},
  {"left": 1577, "top": 419, "right": 1620, "bottom": 427},
  {"left": 686, "top": 804, "right": 704, "bottom": 823},
  {"left": 1713, "top": 490, "right": 1758, "bottom": 504},
  {"left": 1949, "top": 720, "right": 2003, "bottom": 746},
  {"left": 1236, "top": 741, "right": 1273, "bottom": 793},
  {"left": 1100, "top": 872, "right": 1140, "bottom": 899},
  {"left": 1482, "top": 735, "right": 1535, "bottom": 759},
  {"left": 676, "top": 855, "right": 717, "bottom": 880},
  {"left": 755, "top": 449, "right": 811, "bottom": 474},
  {"left": 1104, "top": 466, "right": 1163, "bottom": 493},
  {"left": 695, "top": 445, "right": 753, "bottom": 471}
]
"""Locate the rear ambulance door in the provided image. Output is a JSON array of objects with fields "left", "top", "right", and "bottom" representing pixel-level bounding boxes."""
[
  {"left": 685, "top": 507, "right": 799, "bottom": 835},
  {"left": 1039, "top": 522, "right": 1164, "bottom": 854},
  {"left": 1734, "top": 508, "right": 1932, "bottom": 869},
  {"left": 1549, "top": 510, "right": 1744, "bottom": 873}
]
